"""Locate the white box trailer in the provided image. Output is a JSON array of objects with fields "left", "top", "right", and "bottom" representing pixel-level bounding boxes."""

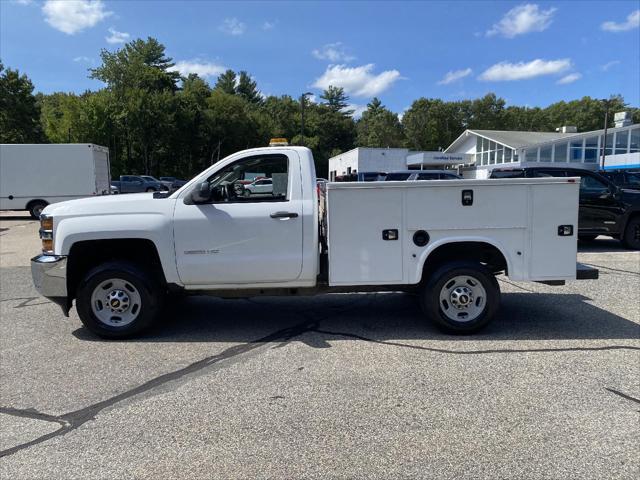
[{"left": 0, "top": 144, "right": 111, "bottom": 218}]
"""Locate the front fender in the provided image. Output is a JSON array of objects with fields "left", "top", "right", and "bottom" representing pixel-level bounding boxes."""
[{"left": 54, "top": 213, "right": 180, "bottom": 284}]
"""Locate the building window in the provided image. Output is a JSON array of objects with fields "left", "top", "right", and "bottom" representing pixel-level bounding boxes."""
[
  {"left": 554, "top": 142, "right": 568, "bottom": 162},
  {"left": 489, "top": 151, "right": 496, "bottom": 164},
  {"left": 482, "top": 151, "right": 488, "bottom": 165},
  {"left": 504, "top": 148, "right": 512, "bottom": 162},
  {"left": 570, "top": 140, "right": 583, "bottom": 162},
  {"left": 615, "top": 130, "right": 629, "bottom": 155},
  {"left": 630, "top": 128, "right": 639, "bottom": 153},
  {"left": 540, "top": 146, "right": 552, "bottom": 162},
  {"left": 524, "top": 149, "right": 537, "bottom": 162},
  {"left": 603, "top": 133, "right": 614, "bottom": 156},
  {"left": 584, "top": 136, "right": 599, "bottom": 163},
  {"left": 496, "top": 145, "right": 504, "bottom": 163}
]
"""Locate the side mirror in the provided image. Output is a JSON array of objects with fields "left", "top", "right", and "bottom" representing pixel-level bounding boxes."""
[{"left": 190, "top": 181, "right": 212, "bottom": 204}]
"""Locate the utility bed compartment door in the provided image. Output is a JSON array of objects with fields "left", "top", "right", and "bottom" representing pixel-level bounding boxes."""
[{"left": 327, "top": 188, "right": 403, "bottom": 285}]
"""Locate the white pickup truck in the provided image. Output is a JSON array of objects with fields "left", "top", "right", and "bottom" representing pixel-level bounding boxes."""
[{"left": 31, "top": 144, "right": 598, "bottom": 338}]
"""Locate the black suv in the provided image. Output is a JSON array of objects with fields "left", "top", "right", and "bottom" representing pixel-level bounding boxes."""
[
  {"left": 490, "top": 167, "right": 640, "bottom": 249},
  {"left": 600, "top": 170, "right": 640, "bottom": 191}
]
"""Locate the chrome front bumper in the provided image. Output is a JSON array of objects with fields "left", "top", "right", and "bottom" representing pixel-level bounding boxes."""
[{"left": 31, "top": 254, "right": 68, "bottom": 298}]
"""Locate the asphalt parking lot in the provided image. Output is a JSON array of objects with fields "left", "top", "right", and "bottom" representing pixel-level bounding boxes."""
[{"left": 0, "top": 211, "right": 638, "bottom": 479}]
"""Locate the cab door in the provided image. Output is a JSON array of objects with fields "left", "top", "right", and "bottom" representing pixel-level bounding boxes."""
[
  {"left": 576, "top": 173, "right": 622, "bottom": 233},
  {"left": 173, "top": 151, "right": 303, "bottom": 286}
]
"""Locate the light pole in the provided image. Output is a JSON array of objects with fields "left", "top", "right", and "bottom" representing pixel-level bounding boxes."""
[
  {"left": 300, "top": 92, "right": 313, "bottom": 146},
  {"left": 600, "top": 98, "right": 611, "bottom": 171}
]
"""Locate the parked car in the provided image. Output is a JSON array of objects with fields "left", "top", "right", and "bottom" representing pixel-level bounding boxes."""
[
  {"left": 385, "top": 170, "right": 462, "bottom": 181},
  {"left": 600, "top": 170, "right": 640, "bottom": 191},
  {"left": 358, "top": 171, "right": 387, "bottom": 181},
  {"left": 244, "top": 178, "right": 273, "bottom": 196},
  {"left": 489, "top": 167, "right": 640, "bottom": 249},
  {"left": 111, "top": 175, "right": 169, "bottom": 193},
  {"left": 159, "top": 176, "right": 188, "bottom": 190},
  {"left": 31, "top": 144, "right": 597, "bottom": 338}
]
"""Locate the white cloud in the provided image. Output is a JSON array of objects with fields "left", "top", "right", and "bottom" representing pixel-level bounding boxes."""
[
  {"left": 487, "top": 3, "right": 556, "bottom": 38},
  {"left": 73, "top": 56, "right": 94, "bottom": 64},
  {"left": 437, "top": 68, "right": 473, "bottom": 85},
  {"left": 262, "top": 21, "right": 275, "bottom": 30},
  {"left": 479, "top": 58, "right": 571, "bottom": 81},
  {"left": 42, "top": 0, "right": 111, "bottom": 35},
  {"left": 601, "top": 9, "right": 640, "bottom": 32},
  {"left": 312, "top": 42, "right": 355, "bottom": 63},
  {"left": 105, "top": 27, "right": 130, "bottom": 44},
  {"left": 170, "top": 60, "right": 227, "bottom": 78},
  {"left": 348, "top": 104, "right": 368, "bottom": 118},
  {"left": 219, "top": 18, "right": 246, "bottom": 36},
  {"left": 557, "top": 73, "right": 582, "bottom": 84},
  {"left": 600, "top": 60, "right": 621, "bottom": 71},
  {"left": 312, "top": 64, "right": 401, "bottom": 98}
]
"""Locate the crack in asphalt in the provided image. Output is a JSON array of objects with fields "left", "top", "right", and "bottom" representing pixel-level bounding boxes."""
[
  {"left": 1, "top": 292, "right": 637, "bottom": 459},
  {"left": 604, "top": 387, "right": 640, "bottom": 405},
  {"left": 310, "top": 328, "right": 640, "bottom": 355},
  {"left": 0, "top": 319, "right": 317, "bottom": 458},
  {"left": 580, "top": 262, "right": 640, "bottom": 277}
]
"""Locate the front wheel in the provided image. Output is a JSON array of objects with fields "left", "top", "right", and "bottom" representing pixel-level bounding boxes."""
[
  {"left": 146, "top": 187, "right": 156, "bottom": 192},
  {"left": 76, "top": 261, "right": 164, "bottom": 338},
  {"left": 420, "top": 261, "right": 500, "bottom": 334},
  {"left": 622, "top": 217, "right": 640, "bottom": 250}
]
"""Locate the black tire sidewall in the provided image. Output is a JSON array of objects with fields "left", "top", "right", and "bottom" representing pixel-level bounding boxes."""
[
  {"left": 623, "top": 218, "right": 640, "bottom": 250},
  {"left": 76, "top": 262, "right": 162, "bottom": 338},
  {"left": 421, "top": 261, "right": 500, "bottom": 334},
  {"left": 29, "top": 202, "right": 47, "bottom": 219}
]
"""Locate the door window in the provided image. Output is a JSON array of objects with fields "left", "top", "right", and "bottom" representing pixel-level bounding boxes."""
[
  {"left": 579, "top": 175, "right": 609, "bottom": 195},
  {"left": 206, "top": 154, "right": 288, "bottom": 203}
]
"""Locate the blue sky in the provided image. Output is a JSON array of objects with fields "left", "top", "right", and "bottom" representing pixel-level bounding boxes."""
[{"left": 1, "top": 0, "right": 639, "bottom": 115}]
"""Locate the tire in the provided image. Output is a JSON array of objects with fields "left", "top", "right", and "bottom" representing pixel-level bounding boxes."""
[
  {"left": 419, "top": 261, "right": 500, "bottom": 334},
  {"left": 622, "top": 217, "right": 640, "bottom": 250},
  {"left": 578, "top": 234, "right": 598, "bottom": 242},
  {"left": 146, "top": 187, "right": 156, "bottom": 192},
  {"left": 76, "top": 261, "right": 164, "bottom": 338},
  {"left": 243, "top": 190, "right": 251, "bottom": 197},
  {"left": 28, "top": 201, "right": 48, "bottom": 219}
]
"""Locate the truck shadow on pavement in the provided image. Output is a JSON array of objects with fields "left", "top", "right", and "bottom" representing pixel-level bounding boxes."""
[{"left": 72, "top": 291, "right": 640, "bottom": 344}]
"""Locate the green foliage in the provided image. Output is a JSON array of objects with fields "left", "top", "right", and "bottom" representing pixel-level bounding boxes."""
[
  {"left": 0, "top": 62, "right": 45, "bottom": 143},
  {"left": 3, "top": 36, "right": 638, "bottom": 181},
  {"left": 320, "top": 86, "right": 353, "bottom": 116},
  {"left": 356, "top": 97, "right": 404, "bottom": 148}
]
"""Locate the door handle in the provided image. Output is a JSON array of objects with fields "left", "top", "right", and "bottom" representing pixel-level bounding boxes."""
[{"left": 270, "top": 211, "right": 298, "bottom": 219}]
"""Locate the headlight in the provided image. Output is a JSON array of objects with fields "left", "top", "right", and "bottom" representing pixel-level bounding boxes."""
[{"left": 39, "top": 215, "right": 54, "bottom": 253}]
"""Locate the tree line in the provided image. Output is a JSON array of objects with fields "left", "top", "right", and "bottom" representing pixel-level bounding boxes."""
[{"left": 1, "top": 37, "right": 638, "bottom": 178}]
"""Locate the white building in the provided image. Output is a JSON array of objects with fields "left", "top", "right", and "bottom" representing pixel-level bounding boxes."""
[
  {"left": 328, "top": 116, "right": 639, "bottom": 181},
  {"left": 446, "top": 122, "right": 639, "bottom": 178},
  {"left": 328, "top": 147, "right": 473, "bottom": 180}
]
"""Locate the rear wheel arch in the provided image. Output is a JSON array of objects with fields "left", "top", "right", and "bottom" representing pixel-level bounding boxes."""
[{"left": 418, "top": 240, "right": 509, "bottom": 284}]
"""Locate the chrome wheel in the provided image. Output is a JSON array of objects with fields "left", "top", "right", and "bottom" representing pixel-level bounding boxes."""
[
  {"left": 90, "top": 278, "right": 142, "bottom": 327},
  {"left": 438, "top": 275, "right": 486, "bottom": 323}
]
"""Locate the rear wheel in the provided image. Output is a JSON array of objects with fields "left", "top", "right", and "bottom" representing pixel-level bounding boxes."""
[
  {"left": 28, "top": 201, "right": 48, "bottom": 219},
  {"left": 76, "top": 261, "right": 164, "bottom": 338},
  {"left": 622, "top": 217, "right": 640, "bottom": 250},
  {"left": 420, "top": 261, "right": 500, "bottom": 334},
  {"left": 146, "top": 187, "right": 156, "bottom": 192}
]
